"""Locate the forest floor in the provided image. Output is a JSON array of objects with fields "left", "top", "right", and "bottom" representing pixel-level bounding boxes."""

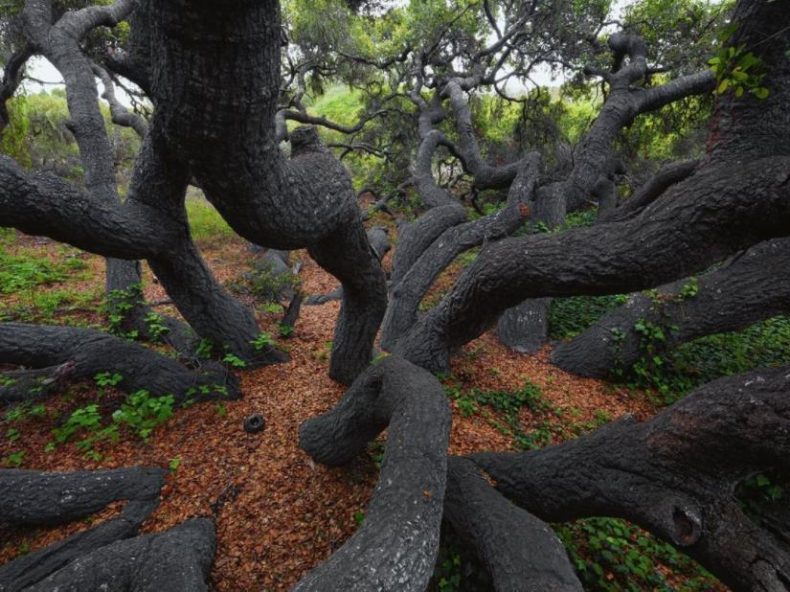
[{"left": 0, "top": 202, "right": 726, "bottom": 591}]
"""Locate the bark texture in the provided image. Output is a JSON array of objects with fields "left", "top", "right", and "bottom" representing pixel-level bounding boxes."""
[
  {"left": 552, "top": 237, "right": 790, "bottom": 378},
  {"left": 444, "top": 457, "right": 583, "bottom": 591},
  {"left": 0, "top": 323, "right": 239, "bottom": 404},
  {"left": 472, "top": 366, "right": 790, "bottom": 591},
  {"left": 296, "top": 356, "right": 451, "bottom": 591},
  {"left": 0, "top": 467, "right": 165, "bottom": 526},
  {"left": 21, "top": 518, "right": 215, "bottom": 592}
]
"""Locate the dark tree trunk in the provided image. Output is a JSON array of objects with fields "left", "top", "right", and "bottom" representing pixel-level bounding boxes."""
[
  {"left": 444, "top": 457, "right": 583, "bottom": 591},
  {"left": 471, "top": 366, "right": 790, "bottom": 591},
  {"left": 0, "top": 324, "right": 239, "bottom": 404},
  {"left": 381, "top": 204, "right": 528, "bottom": 350},
  {"left": 141, "top": 3, "right": 387, "bottom": 384},
  {"left": 390, "top": 204, "right": 467, "bottom": 286},
  {"left": 297, "top": 356, "right": 451, "bottom": 591},
  {"left": 0, "top": 467, "right": 165, "bottom": 527},
  {"left": 394, "top": 0, "right": 790, "bottom": 373},
  {"left": 20, "top": 518, "right": 215, "bottom": 592},
  {"left": 0, "top": 466, "right": 167, "bottom": 591},
  {"left": 552, "top": 237, "right": 790, "bottom": 378}
]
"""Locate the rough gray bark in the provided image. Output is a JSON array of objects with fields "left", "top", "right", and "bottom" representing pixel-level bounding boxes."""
[
  {"left": 444, "top": 457, "right": 583, "bottom": 591},
  {"left": 0, "top": 467, "right": 165, "bottom": 526},
  {"left": 601, "top": 159, "right": 699, "bottom": 223},
  {"left": 21, "top": 518, "right": 215, "bottom": 592},
  {"left": 496, "top": 297, "right": 552, "bottom": 354},
  {"left": 0, "top": 323, "right": 239, "bottom": 404},
  {"left": 381, "top": 203, "right": 528, "bottom": 350},
  {"left": 394, "top": 0, "right": 790, "bottom": 372},
  {"left": 390, "top": 204, "right": 467, "bottom": 285},
  {"left": 472, "top": 366, "right": 790, "bottom": 591},
  {"left": 296, "top": 356, "right": 451, "bottom": 591},
  {"left": 552, "top": 237, "right": 790, "bottom": 378},
  {"left": 0, "top": 499, "right": 159, "bottom": 592},
  {"left": 140, "top": 4, "right": 387, "bottom": 382}
]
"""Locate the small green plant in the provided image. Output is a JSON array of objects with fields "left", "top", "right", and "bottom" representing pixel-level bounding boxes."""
[
  {"left": 679, "top": 276, "right": 699, "bottom": 299},
  {"left": 105, "top": 283, "right": 143, "bottom": 338},
  {"left": 277, "top": 322, "right": 294, "bottom": 338},
  {"left": 53, "top": 404, "right": 103, "bottom": 445},
  {"left": 214, "top": 403, "right": 228, "bottom": 417},
  {"left": 6, "top": 427, "right": 20, "bottom": 442},
  {"left": 144, "top": 311, "right": 170, "bottom": 341},
  {"left": 353, "top": 510, "right": 365, "bottom": 527},
  {"left": 112, "top": 390, "right": 175, "bottom": 441},
  {"left": 3, "top": 450, "right": 25, "bottom": 467},
  {"left": 556, "top": 517, "right": 717, "bottom": 590},
  {"left": 251, "top": 332, "right": 274, "bottom": 351},
  {"left": 168, "top": 456, "right": 182, "bottom": 472},
  {"left": 222, "top": 352, "right": 247, "bottom": 368},
  {"left": 708, "top": 26, "right": 769, "bottom": 99},
  {"left": 195, "top": 338, "right": 214, "bottom": 359},
  {"left": 95, "top": 371, "right": 123, "bottom": 389}
]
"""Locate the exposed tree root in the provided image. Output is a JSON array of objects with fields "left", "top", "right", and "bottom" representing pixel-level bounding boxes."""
[
  {"left": 0, "top": 324, "right": 239, "bottom": 404},
  {"left": 296, "top": 356, "right": 451, "bottom": 591},
  {"left": 444, "top": 457, "right": 583, "bottom": 591},
  {"left": 472, "top": 366, "right": 790, "bottom": 590}
]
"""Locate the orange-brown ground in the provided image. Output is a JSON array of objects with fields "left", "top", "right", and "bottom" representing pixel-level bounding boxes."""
[{"left": 1, "top": 228, "right": 676, "bottom": 591}]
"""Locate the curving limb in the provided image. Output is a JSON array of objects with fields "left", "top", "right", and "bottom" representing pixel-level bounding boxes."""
[
  {"left": 0, "top": 467, "right": 166, "bottom": 527},
  {"left": 381, "top": 203, "right": 529, "bottom": 350},
  {"left": 472, "top": 366, "right": 790, "bottom": 590},
  {"left": 390, "top": 203, "right": 467, "bottom": 285},
  {"left": 21, "top": 518, "right": 216, "bottom": 592},
  {"left": 141, "top": 5, "right": 387, "bottom": 384},
  {"left": 444, "top": 457, "right": 583, "bottom": 591},
  {"left": 0, "top": 323, "right": 239, "bottom": 404},
  {"left": 296, "top": 356, "right": 451, "bottom": 591},
  {"left": 552, "top": 237, "right": 790, "bottom": 378}
]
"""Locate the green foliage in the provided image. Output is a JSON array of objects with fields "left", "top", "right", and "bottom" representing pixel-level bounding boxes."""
[
  {"left": 0, "top": 91, "right": 141, "bottom": 180},
  {"left": 251, "top": 332, "right": 274, "bottom": 351},
  {"left": 353, "top": 509, "right": 365, "bottom": 527},
  {"left": 0, "top": 246, "right": 67, "bottom": 293},
  {"left": 144, "top": 311, "right": 169, "bottom": 342},
  {"left": 185, "top": 192, "right": 235, "bottom": 245},
  {"left": 3, "top": 450, "right": 25, "bottom": 468},
  {"left": 50, "top": 387, "right": 176, "bottom": 457},
  {"left": 709, "top": 43, "right": 769, "bottom": 99},
  {"left": 444, "top": 380, "right": 557, "bottom": 450},
  {"left": 222, "top": 352, "right": 247, "bottom": 369},
  {"left": 94, "top": 371, "right": 123, "bottom": 389},
  {"left": 556, "top": 517, "right": 718, "bottom": 591},
  {"left": 4, "top": 402, "right": 47, "bottom": 422},
  {"left": 105, "top": 283, "right": 143, "bottom": 338},
  {"left": 112, "top": 390, "right": 175, "bottom": 441},
  {"left": 549, "top": 295, "right": 628, "bottom": 340}
]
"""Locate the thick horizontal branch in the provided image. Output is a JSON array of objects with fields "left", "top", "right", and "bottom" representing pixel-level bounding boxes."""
[
  {"left": 394, "top": 156, "right": 790, "bottom": 371},
  {"left": 0, "top": 159, "right": 177, "bottom": 261},
  {"left": 0, "top": 323, "right": 239, "bottom": 403},
  {"left": 471, "top": 366, "right": 790, "bottom": 590},
  {"left": 22, "top": 518, "right": 215, "bottom": 592},
  {"left": 552, "top": 237, "right": 790, "bottom": 378},
  {"left": 0, "top": 467, "right": 165, "bottom": 527}
]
